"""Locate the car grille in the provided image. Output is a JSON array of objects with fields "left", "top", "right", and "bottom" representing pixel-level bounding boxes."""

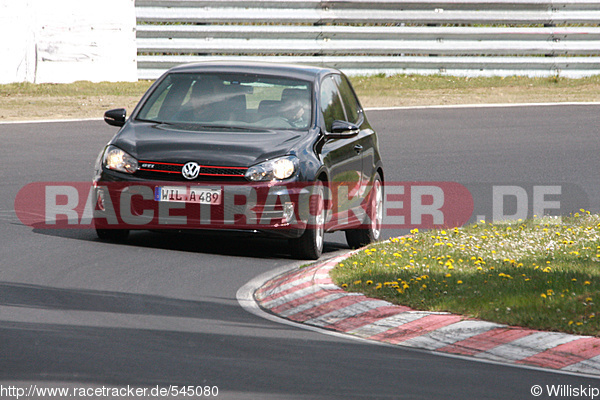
[{"left": 136, "top": 161, "right": 247, "bottom": 182}]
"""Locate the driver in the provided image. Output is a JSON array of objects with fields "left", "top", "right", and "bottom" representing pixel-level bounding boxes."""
[{"left": 279, "top": 98, "right": 309, "bottom": 126}]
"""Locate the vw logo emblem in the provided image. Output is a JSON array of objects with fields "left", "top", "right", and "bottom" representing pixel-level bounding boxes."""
[{"left": 182, "top": 162, "right": 200, "bottom": 180}]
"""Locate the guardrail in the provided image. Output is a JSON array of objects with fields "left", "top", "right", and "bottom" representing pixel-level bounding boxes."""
[{"left": 136, "top": 0, "right": 600, "bottom": 79}]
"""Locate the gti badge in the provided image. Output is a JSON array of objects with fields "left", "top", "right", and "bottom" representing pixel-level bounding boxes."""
[{"left": 182, "top": 162, "right": 200, "bottom": 180}]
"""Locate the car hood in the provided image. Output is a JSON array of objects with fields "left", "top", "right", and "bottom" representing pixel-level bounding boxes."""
[{"left": 112, "top": 122, "right": 306, "bottom": 167}]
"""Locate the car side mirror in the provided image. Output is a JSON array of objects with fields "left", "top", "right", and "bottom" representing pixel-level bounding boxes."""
[
  {"left": 326, "top": 120, "right": 360, "bottom": 138},
  {"left": 104, "top": 108, "right": 127, "bottom": 127}
]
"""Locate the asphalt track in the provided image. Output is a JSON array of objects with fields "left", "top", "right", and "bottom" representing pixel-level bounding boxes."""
[{"left": 0, "top": 104, "right": 598, "bottom": 399}]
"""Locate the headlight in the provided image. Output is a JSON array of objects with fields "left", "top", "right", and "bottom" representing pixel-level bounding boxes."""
[
  {"left": 245, "top": 156, "right": 298, "bottom": 182},
  {"left": 103, "top": 146, "right": 138, "bottom": 174}
]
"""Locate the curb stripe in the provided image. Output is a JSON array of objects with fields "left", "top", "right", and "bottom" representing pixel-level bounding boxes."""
[
  {"left": 257, "top": 271, "right": 330, "bottom": 300},
  {"left": 518, "top": 337, "right": 600, "bottom": 370},
  {"left": 280, "top": 293, "right": 349, "bottom": 318},
  {"left": 304, "top": 300, "right": 392, "bottom": 327},
  {"left": 348, "top": 312, "right": 430, "bottom": 338},
  {"left": 261, "top": 283, "right": 336, "bottom": 310},
  {"left": 402, "top": 320, "right": 501, "bottom": 351},
  {"left": 286, "top": 294, "right": 368, "bottom": 322},
  {"left": 255, "top": 266, "right": 320, "bottom": 298},
  {"left": 438, "top": 327, "right": 533, "bottom": 356},
  {"left": 325, "top": 305, "right": 410, "bottom": 332},
  {"left": 368, "top": 314, "right": 464, "bottom": 344},
  {"left": 256, "top": 263, "right": 326, "bottom": 296},
  {"left": 269, "top": 288, "right": 344, "bottom": 315},
  {"left": 477, "top": 332, "right": 582, "bottom": 363},
  {"left": 253, "top": 253, "right": 600, "bottom": 376},
  {"left": 259, "top": 278, "right": 333, "bottom": 306},
  {"left": 563, "top": 354, "right": 600, "bottom": 375}
]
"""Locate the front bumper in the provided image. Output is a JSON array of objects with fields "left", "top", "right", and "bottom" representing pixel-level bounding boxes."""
[{"left": 93, "top": 170, "right": 312, "bottom": 239}]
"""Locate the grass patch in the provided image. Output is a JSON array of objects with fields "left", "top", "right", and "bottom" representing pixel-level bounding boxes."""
[
  {"left": 0, "top": 81, "right": 153, "bottom": 97},
  {"left": 331, "top": 212, "right": 600, "bottom": 336},
  {"left": 1, "top": 75, "right": 599, "bottom": 121},
  {"left": 0, "top": 81, "right": 153, "bottom": 121},
  {"left": 350, "top": 74, "right": 600, "bottom": 108}
]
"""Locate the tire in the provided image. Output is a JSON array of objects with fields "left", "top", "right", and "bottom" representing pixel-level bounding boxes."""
[
  {"left": 289, "top": 181, "right": 326, "bottom": 260},
  {"left": 95, "top": 228, "right": 130, "bottom": 242},
  {"left": 345, "top": 173, "right": 383, "bottom": 249}
]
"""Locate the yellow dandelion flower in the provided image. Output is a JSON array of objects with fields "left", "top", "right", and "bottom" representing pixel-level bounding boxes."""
[
  {"left": 341, "top": 283, "right": 348, "bottom": 288},
  {"left": 457, "top": 280, "right": 463, "bottom": 284},
  {"left": 584, "top": 281, "right": 591, "bottom": 286},
  {"left": 540, "top": 293, "right": 547, "bottom": 299},
  {"left": 366, "top": 280, "right": 373, "bottom": 285}
]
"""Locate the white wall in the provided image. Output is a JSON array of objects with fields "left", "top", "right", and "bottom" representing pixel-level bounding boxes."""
[{"left": 0, "top": 0, "right": 137, "bottom": 84}]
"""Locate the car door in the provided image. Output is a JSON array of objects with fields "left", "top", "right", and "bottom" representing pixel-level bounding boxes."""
[
  {"left": 335, "top": 74, "right": 378, "bottom": 186},
  {"left": 318, "top": 74, "right": 365, "bottom": 229}
]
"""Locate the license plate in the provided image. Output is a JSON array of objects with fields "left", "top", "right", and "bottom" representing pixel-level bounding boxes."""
[{"left": 154, "top": 186, "right": 221, "bottom": 205}]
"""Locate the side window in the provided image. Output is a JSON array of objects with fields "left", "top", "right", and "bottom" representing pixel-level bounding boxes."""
[
  {"left": 335, "top": 75, "right": 361, "bottom": 124},
  {"left": 319, "top": 76, "right": 346, "bottom": 132}
]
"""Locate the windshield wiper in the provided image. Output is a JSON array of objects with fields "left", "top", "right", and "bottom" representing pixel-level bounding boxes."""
[
  {"left": 179, "top": 123, "right": 265, "bottom": 132},
  {"left": 139, "top": 119, "right": 266, "bottom": 132}
]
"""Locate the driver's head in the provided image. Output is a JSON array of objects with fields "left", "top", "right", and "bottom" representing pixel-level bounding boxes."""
[{"left": 189, "top": 76, "right": 220, "bottom": 107}]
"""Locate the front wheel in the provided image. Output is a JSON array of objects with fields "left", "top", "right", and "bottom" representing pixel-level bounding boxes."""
[
  {"left": 289, "top": 181, "right": 326, "bottom": 260},
  {"left": 345, "top": 173, "right": 383, "bottom": 249}
]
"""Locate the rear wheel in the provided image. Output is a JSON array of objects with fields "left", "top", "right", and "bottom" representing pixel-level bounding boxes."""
[
  {"left": 345, "top": 173, "right": 383, "bottom": 249},
  {"left": 290, "top": 181, "right": 325, "bottom": 260}
]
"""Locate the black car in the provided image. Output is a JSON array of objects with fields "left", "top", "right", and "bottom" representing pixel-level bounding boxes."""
[{"left": 94, "top": 61, "right": 384, "bottom": 259}]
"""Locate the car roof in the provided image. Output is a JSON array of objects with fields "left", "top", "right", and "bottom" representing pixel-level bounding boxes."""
[{"left": 166, "top": 61, "right": 340, "bottom": 81}]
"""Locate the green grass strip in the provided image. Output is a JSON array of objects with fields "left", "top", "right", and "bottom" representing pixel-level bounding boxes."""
[{"left": 331, "top": 212, "right": 600, "bottom": 336}]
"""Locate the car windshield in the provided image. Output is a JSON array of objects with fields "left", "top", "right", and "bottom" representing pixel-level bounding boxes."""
[{"left": 136, "top": 72, "right": 313, "bottom": 130}]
